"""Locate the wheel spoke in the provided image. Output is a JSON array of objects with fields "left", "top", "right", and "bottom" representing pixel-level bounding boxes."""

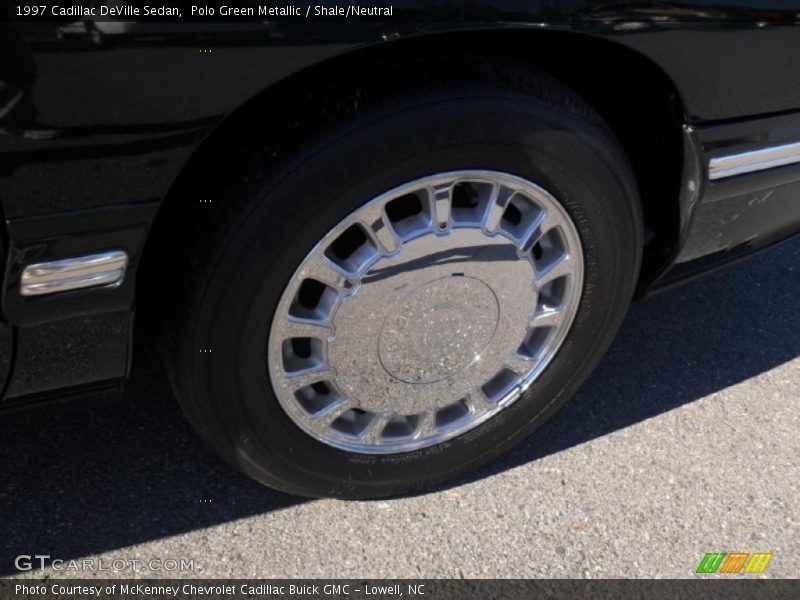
[
  {"left": 535, "top": 254, "right": 572, "bottom": 288},
  {"left": 429, "top": 183, "right": 452, "bottom": 233},
  {"left": 282, "top": 367, "right": 334, "bottom": 391},
  {"left": 308, "top": 398, "right": 356, "bottom": 428},
  {"left": 482, "top": 186, "right": 515, "bottom": 233},
  {"left": 359, "top": 411, "right": 392, "bottom": 444},
  {"left": 530, "top": 306, "right": 565, "bottom": 329},
  {"left": 519, "top": 210, "right": 550, "bottom": 254},
  {"left": 357, "top": 203, "right": 401, "bottom": 255},
  {"left": 283, "top": 318, "right": 332, "bottom": 337},
  {"left": 372, "top": 220, "right": 401, "bottom": 255},
  {"left": 298, "top": 253, "right": 352, "bottom": 291},
  {"left": 504, "top": 355, "right": 536, "bottom": 377},
  {"left": 415, "top": 408, "right": 437, "bottom": 439},
  {"left": 465, "top": 388, "right": 494, "bottom": 415}
]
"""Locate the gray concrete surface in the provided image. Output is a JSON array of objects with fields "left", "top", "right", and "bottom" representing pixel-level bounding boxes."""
[{"left": 3, "top": 238, "right": 798, "bottom": 579}]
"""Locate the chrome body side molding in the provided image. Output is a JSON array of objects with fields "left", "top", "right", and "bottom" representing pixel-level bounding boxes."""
[
  {"left": 709, "top": 141, "right": 800, "bottom": 180},
  {"left": 20, "top": 251, "right": 128, "bottom": 297}
]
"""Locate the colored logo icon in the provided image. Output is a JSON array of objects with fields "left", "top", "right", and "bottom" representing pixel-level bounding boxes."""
[{"left": 696, "top": 552, "right": 773, "bottom": 574}]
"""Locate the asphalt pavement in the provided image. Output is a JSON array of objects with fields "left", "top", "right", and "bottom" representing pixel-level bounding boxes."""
[{"left": 2, "top": 238, "right": 798, "bottom": 579}]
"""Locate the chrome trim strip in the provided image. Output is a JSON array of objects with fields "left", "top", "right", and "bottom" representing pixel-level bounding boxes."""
[
  {"left": 709, "top": 141, "right": 800, "bottom": 180},
  {"left": 20, "top": 251, "right": 128, "bottom": 296}
]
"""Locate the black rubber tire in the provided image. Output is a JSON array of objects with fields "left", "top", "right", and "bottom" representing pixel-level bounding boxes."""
[
  {"left": 161, "top": 60, "right": 642, "bottom": 499},
  {"left": 88, "top": 27, "right": 105, "bottom": 48}
]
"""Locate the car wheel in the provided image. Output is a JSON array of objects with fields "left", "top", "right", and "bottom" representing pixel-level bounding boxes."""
[
  {"left": 162, "top": 62, "right": 642, "bottom": 498},
  {"left": 88, "top": 26, "right": 105, "bottom": 47}
]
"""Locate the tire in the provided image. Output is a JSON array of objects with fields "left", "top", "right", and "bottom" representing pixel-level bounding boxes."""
[
  {"left": 161, "top": 59, "right": 642, "bottom": 499},
  {"left": 88, "top": 26, "right": 105, "bottom": 47}
]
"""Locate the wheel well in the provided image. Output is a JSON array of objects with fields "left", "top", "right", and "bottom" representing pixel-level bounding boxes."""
[{"left": 143, "top": 29, "right": 685, "bottom": 307}]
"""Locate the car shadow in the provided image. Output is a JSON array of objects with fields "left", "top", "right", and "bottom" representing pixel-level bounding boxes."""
[{"left": 0, "top": 237, "right": 797, "bottom": 574}]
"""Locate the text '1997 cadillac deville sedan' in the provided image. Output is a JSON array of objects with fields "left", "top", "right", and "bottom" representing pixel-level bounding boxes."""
[{"left": 1, "top": 1, "right": 799, "bottom": 498}]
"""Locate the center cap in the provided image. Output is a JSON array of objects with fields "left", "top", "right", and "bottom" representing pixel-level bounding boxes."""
[{"left": 378, "top": 276, "right": 499, "bottom": 384}]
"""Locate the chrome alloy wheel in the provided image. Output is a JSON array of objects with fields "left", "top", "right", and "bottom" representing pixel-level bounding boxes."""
[{"left": 268, "top": 171, "right": 584, "bottom": 454}]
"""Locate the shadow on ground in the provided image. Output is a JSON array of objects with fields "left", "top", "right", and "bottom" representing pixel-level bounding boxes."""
[{"left": 1, "top": 238, "right": 798, "bottom": 573}]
